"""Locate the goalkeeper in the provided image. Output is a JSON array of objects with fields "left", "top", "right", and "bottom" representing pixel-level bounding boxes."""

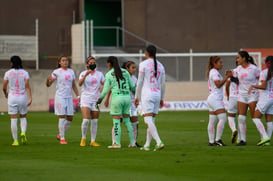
[{"left": 97, "top": 56, "right": 136, "bottom": 148}]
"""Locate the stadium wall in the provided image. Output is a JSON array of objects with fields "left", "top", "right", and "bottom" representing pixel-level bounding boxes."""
[{"left": 0, "top": 69, "right": 208, "bottom": 112}]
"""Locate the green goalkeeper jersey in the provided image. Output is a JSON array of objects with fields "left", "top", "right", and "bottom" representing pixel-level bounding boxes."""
[{"left": 100, "top": 68, "right": 135, "bottom": 99}]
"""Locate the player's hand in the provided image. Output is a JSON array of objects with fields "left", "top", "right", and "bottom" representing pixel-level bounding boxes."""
[
  {"left": 27, "top": 98, "right": 32, "bottom": 106},
  {"left": 225, "top": 70, "right": 232, "bottom": 77},
  {"left": 4, "top": 92, "right": 8, "bottom": 98},
  {"left": 104, "top": 98, "right": 109, "bottom": 108},
  {"left": 248, "top": 85, "right": 253, "bottom": 95},
  {"left": 134, "top": 98, "right": 139, "bottom": 107},
  {"left": 46, "top": 75, "right": 53, "bottom": 87},
  {"left": 160, "top": 100, "right": 164, "bottom": 108},
  {"left": 96, "top": 98, "right": 103, "bottom": 105}
]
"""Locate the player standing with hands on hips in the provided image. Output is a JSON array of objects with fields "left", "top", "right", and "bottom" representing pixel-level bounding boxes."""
[
  {"left": 135, "top": 45, "right": 166, "bottom": 151},
  {"left": 3, "top": 56, "right": 32, "bottom": 146},
  {"left": 46, "top": 56, "right": 79, "bottom": 144}
]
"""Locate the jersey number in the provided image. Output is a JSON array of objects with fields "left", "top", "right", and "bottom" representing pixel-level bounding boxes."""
[
  {"left": 150, "top": 71, "right": 160, "bottom": 83},
  {"left": 15, "top": 79, "right": 19, "bottom": 90}
]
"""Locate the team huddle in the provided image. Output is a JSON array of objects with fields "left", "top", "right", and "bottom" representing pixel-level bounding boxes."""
[
  {"left": 207, "top": 50, "right": 273, "bottom": 146},
  {"left": 2, "top": 45, "right": 166, "bottom": 151}
]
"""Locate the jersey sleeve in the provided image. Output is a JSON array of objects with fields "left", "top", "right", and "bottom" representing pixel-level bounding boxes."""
[
  {"left": 25, "top": 71, "right": 30, "bottom": 80},
  {"left": 260, "top": 70, "right": 267, "bottom": 81},
  {"left": 255, "top": 67, "right": 260, "bottom": 78},
  {"left": 3, "top": 71, "right": 9, "bottom": 81},
  {"left": 51, "top": 69, "right": 57, "bottom": 80},
  {"left": 79, "top": 71, "right": 85, "bottom": 80},
  {"left": 211, "top": 69, "right": 220, "bottom": 81}
]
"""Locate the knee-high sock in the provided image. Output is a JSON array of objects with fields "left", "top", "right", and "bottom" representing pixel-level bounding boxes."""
[
  {"left": 91, "top": 119, "right": 98, "bottom": 142},
  {"left": 123, "top": 117, "right": 135, "bottom": 144},
  {"left": 11, "top": 118, "right": 18, "bottom": 141},
  {"left": 216, "top": 113, "right": 227, "bottom": 141},
  {"left": 144, "top": 117, "right": 155, "bottom": 147},
  {"left": 208, "top": 115, "right": 217, "bottom": 143},
  {"left": 238, "top": 115, "right": 247, "bottom": 142},
  {"left": 20, "top": 117, "right": 27, "bottom": 133},
  {"left": 58, "top": 118, "right": 66, "bottom": 140},
  {"left": 144, "top": 116, "right": 161, "bottom": 145},
  {"left": 81, "top": 119, "right": 90, "bottom": 139},
  {"left": 113, "top": 119, "right": 121, "bottom": 145},
  {"left": 64, "top": 120, "right": 71, "bottom": 132},
  {"left": 131, "top": 121, "right": 139, "bottom": 141},
  {"left": 228, "top": 116, "right": 236, "bottom": 132},
  {"left": 253, "top": 118, "right": 268, "bottom": 139},
  {"left": 267, "top": 122, "right": 273, "bottom": 138}
]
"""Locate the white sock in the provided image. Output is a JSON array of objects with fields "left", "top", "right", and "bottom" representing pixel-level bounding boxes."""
[
  {"left": 11, "top": 118, "right": 18, "bottom": 140},
  {"left": 58, "top": 118, "right": 66, "bottom": 140},
  {"left": 144, "top": 118, "right": 155, "bottom": 147},
  {"left": 20, "top": 117, "right": 27, "bottom": 133},
  {"left": 81, "top": 119, "right": 90, "bottom": 139},
  {"left": 208, "top": 115, "right": 217, "bottom": 143},
  {"left": 216, "top": 113, "right": 227, "bottom": 141},
  {"left": 91, "top": 119, "right": 98, "bottom": 142},
  {"left": 238, "top": 115, "right": 247, "bottom": 142},
  {"left": 228, "top": 116, "right": 236, "bottom": 132},
  {"left": 253, "top": 118, "right": 268, "bottom": 139},
  {"left": 131, "top": 121, "right": 139, "bottom": 141},
  {"left": 144, "top": 116, "right": 161, "bottom": 145},
  {"left": 267, "top": 122, "right": 273, "bottom": 138},
  {"left": 64, "top": 120, "right": 71, "bottom": 132}
]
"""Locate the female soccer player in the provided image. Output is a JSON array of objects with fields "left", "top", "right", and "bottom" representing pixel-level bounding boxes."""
[
  {"left": 206, "top": 56, "right": 232, "bottom": 146},
  {"left": 3, "top": 56, "right": 32, "bottom": 146},
  {"left": 234, "top": 51, "right": 267, "bottom": 146},
  {"left": 134, "top": 45, "right": 166, "bottom": 151},
  {"left": 96, "top": 56, "right": 136, "bottom": 148},
  {"left": 248, "top": 56, "right": 273, "bottom": 145},
  {"left": 46, "top": 56, "right": 79, "bottom": 144},
  {"left": 225, "top": 61, "right": 239, "bottom": 144},
  {"left": 121, "top": 61, "right": 141, "bottom": 147},
  {"left": 79, "top": 56, "right": 104, "bottom": 147}
]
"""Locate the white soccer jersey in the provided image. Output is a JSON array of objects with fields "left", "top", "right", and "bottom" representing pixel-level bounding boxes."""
[
  {"left": 208, "top": 68, "right": 223, "bottom": 99},
  {"left": 229, "top": 69, "right": 239, "bottom": 98},
  {"left": 4, "top": 69, "right": 29, "bottom": 95},
  {"left": 234, "top": 64, "right": 260, "bottom": 97},
  {"left": 79, "top": 70, "right": 104, "bottom": 100},
  {"left": 259, "top": 69, "right": 273, "bottom": 100},
  {"left": 138, "top": 58, "right": 165, "bottom": 98},
  {"left": 130, "top": 75, "right": 137, "bottom": 101},
  {"left": 51, "top": 68, "right": 75, "bottom": 98}
]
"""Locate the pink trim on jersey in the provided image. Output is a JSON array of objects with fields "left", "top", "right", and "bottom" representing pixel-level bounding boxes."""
[
  {"left": 11, "top": 92, "right": 24, "bottom": 95},
  {"left": 242, "top": 63, "right": 250, "bottom": 69},
  {"left": 139, "top": 71, "right": 144, "bottom": 73}
]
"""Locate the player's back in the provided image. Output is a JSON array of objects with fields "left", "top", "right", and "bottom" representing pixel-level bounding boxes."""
[{"left": 4, "top": 68, "right": 29, "bottom": 95}]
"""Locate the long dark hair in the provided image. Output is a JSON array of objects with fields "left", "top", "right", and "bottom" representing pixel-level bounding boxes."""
[
  {"left": 238, "top": 51, "right": 256, "bottom": 65},
  {"left": 10, "top": 56, "right": 23, "bottom": 69},
  {"left": 146, "top": 45, "right": 157, "bottom": 77},
  {"left": 206, "top": 56, "right": 220, "bottom": 79},
  {"left": 107, "top": 56, "right": 124, "bottom": 88},
  {"left": 266, "top": 56, "right": 273, "bottom": 81},
  {"left": 57, "top": 55, "right": 68, "bottom": 68}
]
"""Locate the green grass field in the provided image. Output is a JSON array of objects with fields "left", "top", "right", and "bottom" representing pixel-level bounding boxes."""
[{"left": 0, "top": 111, "right": 273, "bottom": 181}]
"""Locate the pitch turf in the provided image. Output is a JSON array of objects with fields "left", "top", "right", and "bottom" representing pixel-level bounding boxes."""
[{"left": 0, "top": 111, "right": 273, "bottom": 181}]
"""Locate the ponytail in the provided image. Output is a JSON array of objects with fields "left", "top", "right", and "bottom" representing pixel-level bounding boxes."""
[
  {"left": 206, "top": 56, "right": 220, "bottom": 79},
  {"left": 266, "top": 56, "right": 273, "bottom": 81},
  {"left": 107, "top": 56, "right": 124, "bottom": 88},
  {"left": 146, "top": 45, "right": 157, "bottom": 77}
]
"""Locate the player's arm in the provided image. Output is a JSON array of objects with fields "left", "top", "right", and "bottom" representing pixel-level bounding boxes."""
[
  {"left": 225, "top": 79, "right": 230, "bottom": 100},
  {"left": 79, "top": 70, "right": 91, "bottom": 86},
  {"left": 214, "top": 70, "right": 232, "bottom": 88},
  {"left": 72, "top": 80, "right": 80, "bottom": 98},
  {"left": 248, "top": 80, "right": 266, "bottom": 95},
  {"left": 46, "top": 75, "right": 55, "bottom": 87},
  {"left": 127, "top": 72, "right": 135, "bottom": 93},
  {"left": 135, "top": 72, "right": 144, "bottom": 106},
  {"left": 99, "top": 75, "right": 110, "bottom": 100},
  {"left": 160, "top": 72, "right": 166, "bottom": 108},
  {"left": 2, "top": 79, "right": 8, "bottom": 98},
  {"left": 25, "top": 79, "right": 32, "bottom": 106},
  {"left": 104, "top": 88, "right": 111, "bottom": 108}
]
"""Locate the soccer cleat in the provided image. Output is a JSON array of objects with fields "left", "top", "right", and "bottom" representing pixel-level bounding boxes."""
[
  {"left": 56, "top": 134, "right": 60, "bottom": 141},
  {"left": 128, "top": 143, "right": 137, "bottom": 148},
  {"left": 60, "top": 140, "right": 67, "bottom": 144},
  {"left": 236, "top": 140, "right": 247, "bottom": 146},
  {"left": 231, "top": 130, "right": 238, "bottom": 144},
  {"left": 208, "top": 142, "right": 217, "bottom": 146},
  {"left": 90, "top": 141, "right": 100, "bottom": 147},
  {"left": 264, "top": 142, "right": 271, "bottom": 146},
  {"left": 135, "top": 142, "right": 142, "bottom": 148},
  {"left": 20, "top": 133, "right": 28, "bottom": 145},
  {"left": 215, "top": 140, "right": 226, "bottom": 146},
  {"left": 140, "top": 146, "right": 151, "bottom": 151},
  {"left": 154, "top": 142, "right": 165, "bottom": 151},
  {"left": 80, "top": 138, "right": 86, "bottom": 147},
  {"left": 107, "top": 144, "right": 121, "bottom": 149},
  {"left": 12, "top": 140, "right": 19, "bottom": 146},
  {"left": 257, "top": 138, "right": 270, "bottom": 146}
]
